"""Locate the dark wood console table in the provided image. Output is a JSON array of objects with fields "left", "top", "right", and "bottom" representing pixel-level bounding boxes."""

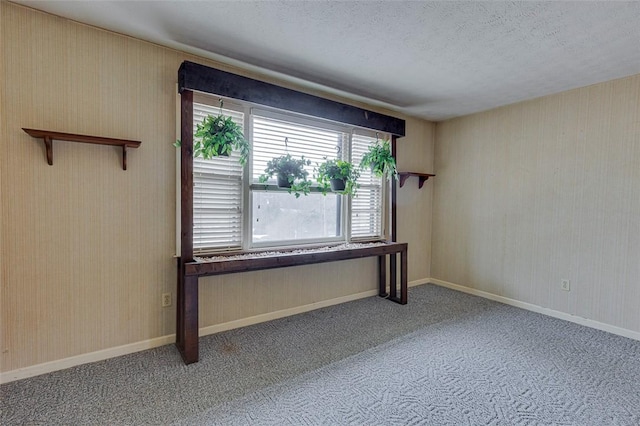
[{"left": 176, "top": 241, "right": 407, "bottom": 364}]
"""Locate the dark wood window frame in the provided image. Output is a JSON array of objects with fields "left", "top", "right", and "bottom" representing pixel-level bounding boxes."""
[{"left": 176, "top": 61, "right": 408, "bottom": 364}]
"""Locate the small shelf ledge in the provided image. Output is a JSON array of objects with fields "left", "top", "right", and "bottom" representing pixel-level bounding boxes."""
[
  {"left": 249, "top": 183, "right": 327, "bottom": 194},
  {"left": 22, "top": 128, "right": 141, "bottom": 170},
  {"left": 398, "top": 172, "right": 436, "bottom": 189}
]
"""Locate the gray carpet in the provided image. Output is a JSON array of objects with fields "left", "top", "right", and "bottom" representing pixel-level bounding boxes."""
[{"left": 1, "top": 284, "right": 639, "bottom": 425}]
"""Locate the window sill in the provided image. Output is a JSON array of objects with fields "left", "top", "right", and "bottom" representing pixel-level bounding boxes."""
[
  {"left": 184, "top": 241, "right": 405, "bottom": 277},
  {"left": 250, "top": 183, "right": 328, "bottom": 194}
]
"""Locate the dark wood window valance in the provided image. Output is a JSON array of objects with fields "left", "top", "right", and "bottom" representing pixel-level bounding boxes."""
[{"left": 178, "top": 61, "right": 405, "bottom": 137}]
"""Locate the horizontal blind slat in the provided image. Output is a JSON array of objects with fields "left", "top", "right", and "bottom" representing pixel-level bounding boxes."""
[{"left": 251, "top": 115, "right": 342, "bottom": 181}]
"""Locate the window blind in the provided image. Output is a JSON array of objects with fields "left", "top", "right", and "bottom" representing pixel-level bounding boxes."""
[
  {"left": 192, "top": 102, "right": 244, "bottom": 253},
  {"left": 350, "top": 133, "right": 384, "bottom": 239}
]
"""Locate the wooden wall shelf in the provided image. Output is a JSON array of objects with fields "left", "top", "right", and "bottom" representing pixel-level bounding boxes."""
[
  {"left": 22, "top": 128, "right": 141, "bottom": 170},
  {"left": 398, "top": 172, "right": 436, "bottom": 189}
]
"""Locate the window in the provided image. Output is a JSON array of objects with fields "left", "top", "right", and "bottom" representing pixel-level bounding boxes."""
[
  {"left": 186, "top": 95, "right": 388, "bottom": 254},
  {"left": 251, "top": 111, "right": 347, "bottom": 247}
]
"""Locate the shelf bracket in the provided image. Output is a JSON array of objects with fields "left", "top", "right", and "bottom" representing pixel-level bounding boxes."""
[
  {"left": 399, "top": 173, "right": 410, "bottom": 188},
  {"left": 43, "top": 135, "right": 53, "bottom": 166},
  {"left": 418, "top": 176, "right": 428, "bottom": 189},
  {"left": 122, "top": 145, "right": 128, "bottom": 170}
]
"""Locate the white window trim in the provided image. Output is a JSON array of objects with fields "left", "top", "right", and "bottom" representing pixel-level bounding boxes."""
[{"left": 176, "top": 91, "right": 390, "bottom": 256}]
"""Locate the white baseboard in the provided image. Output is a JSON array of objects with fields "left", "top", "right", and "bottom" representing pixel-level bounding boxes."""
[
  {"left": 198, "top": 288, "right": 380, "bottom": 337},
  {"left": 429, "top": 278, "right": 640, "bottom": 342},
  {"left": 199, "top": 278, "right": 430, "bottom": 337},
  {"left": 4, "top": 277, "right": 633, "bottom": 384},
  {"left": 409, "top": 278, "right": 431, "bottom": 288},
  {"left": 0, "top": 334, "right": 176, "bottom": 384},
  {"left": 1, "top": 280, "right": 436, "bottom": 384}
]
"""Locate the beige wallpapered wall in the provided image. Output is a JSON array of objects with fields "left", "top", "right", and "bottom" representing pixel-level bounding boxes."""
[
  {"left": 432, "top": 73, "right": 640, "bottom": 333},
  {"left": 0, "top": 2, "right": 435, "bottom": 372}
]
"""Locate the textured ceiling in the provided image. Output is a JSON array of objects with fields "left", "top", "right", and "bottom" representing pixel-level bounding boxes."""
[{"left": 11, "top": 1, "right": 640, "bottom": 121}]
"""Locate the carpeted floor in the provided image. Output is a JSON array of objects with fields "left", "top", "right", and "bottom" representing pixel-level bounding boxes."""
[{"left": 1, "top": 284, "right": 639, "bottom": 425}]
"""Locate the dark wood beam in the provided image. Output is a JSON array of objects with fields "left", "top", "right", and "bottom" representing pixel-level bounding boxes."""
[
  {"left": 180, "top": 90, "right": 194, "bottom": 263},
  {"left": 389, "top": 136, "right": 399, "bottom": 299},
  {"left": 178, "top": 61, "right": 405, "bottom": 137},
  {"left": 177, "top": 89, "right": 195, "bottom": 364}
]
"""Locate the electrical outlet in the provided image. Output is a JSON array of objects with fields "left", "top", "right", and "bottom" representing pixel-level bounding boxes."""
[
  {"left": 561, "top": 279, "right": 570, "bottom": 292},
  {"left": 162, "top": 293, "right": 172, "bottom": 307}
]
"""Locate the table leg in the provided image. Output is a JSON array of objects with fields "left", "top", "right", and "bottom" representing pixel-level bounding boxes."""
[
  {"left": 400, "top": 248, "right": 408, "bottom": 304},
  {"left": 177, "top": 274, "right": 199, "bottom": 364},
  {"left": 389, "top": 252, "right": 397, "bottom": 300},
  {"left": 378, "top": 255, "right": 388, "bottom": 297}
]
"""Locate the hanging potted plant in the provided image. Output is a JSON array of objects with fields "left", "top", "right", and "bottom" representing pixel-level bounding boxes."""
[
  {"left": 359, "top": 137, "right": 397, "bottom": 180},
  {"left": 315, "top": 158, "right": 360, "bottom": 196},
  {"left": 259, "top": 154, "right": 312, "bottom": 198},
  {"left": 174, "top": 101, "right": 250, "bottom": 165}
]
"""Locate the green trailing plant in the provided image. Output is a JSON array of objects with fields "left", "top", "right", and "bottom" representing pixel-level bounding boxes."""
[
  {"left": 173, "top": 111, "right": 250, "bottom": 166},
  {"left": 359, "top": 137, "right": 397, "bottom": 180},
  {"left": 259, "top": 154, "right": 312, "bottom": 198},
  {"left": 315, "top": 158, "right": 360, "bottom": 196}
]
